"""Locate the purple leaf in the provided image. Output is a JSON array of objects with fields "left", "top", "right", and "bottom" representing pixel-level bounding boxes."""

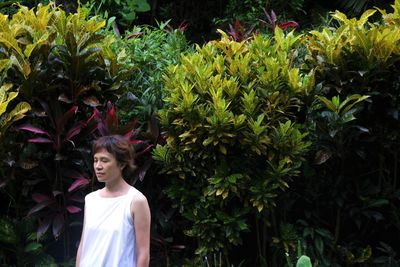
[
  {"left": 52, "top": 191, "right": 62, "bottom": 197},
  {"left": 68, "top": 194, "right": 84, "bottom": 203},
  {"left": 37, "top": 218, "right": 51, "bottom": 238},
  {"left": 63, "top": 169, "right": 87, "bottom": 180},
  {"left": 137, "top": 159, "right": 153, "bottom": 182},
  {"left": 135, "top": 144, "right": 154, "bottom": 158},
  {"left": 271, "top": 10, "right": 277, "bottom": 23},
  {"left": 68, "top": 178, "right": 89, "bottom": 192},
  {"left": 27, "top": 200, "right": 54, "bottom": 216},
  {"left": 60, "top": 106, "right": 78, "bottom": 129},
  {"left": 52, "top": 213, "right": 64, "bottom": 238},
  {"left": 97, "top": 124, "right": 108, "bottom": 136},
  {"left": 18, "top": 124, "right": 50, "bottom": 136},
  {"left": 28, "top": 137, "right": 53, "bottom": 143},
  {"left": 37, "top": 100, "right": 55, "bottom": 128},
  {"left": 65, "top": 122, "right": 84, "bottom": 141},
  {"left": 66, "top": 205, "right": 81, "bottom": 214},
  {"left": 32, "top": 193, "right": 51, "bottom": 203}
]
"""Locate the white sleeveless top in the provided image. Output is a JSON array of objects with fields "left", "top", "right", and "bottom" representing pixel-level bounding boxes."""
[{"left": 80, "top": 187, "right": 138, "bottom": 267}]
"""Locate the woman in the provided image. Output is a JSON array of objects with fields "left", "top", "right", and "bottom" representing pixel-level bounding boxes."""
[{"left": 76, "top": 135, "right": 151, "bottom": 267}]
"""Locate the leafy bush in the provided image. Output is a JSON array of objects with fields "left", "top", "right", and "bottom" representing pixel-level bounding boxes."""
[
  {"left": 81, "top": 0, "right": 150, "bottom": 29},
  {"left": 214, "top": 0, "right": 305, "bottom": 31},
  {"left": 273, "top": 2, "right": 400, "bottom": 266},
  {"left": 114, "top": 23, "right": 191, "bottom": 124},
  {"left": 153, "top": 28, "right": 313, "bottom": 263}
]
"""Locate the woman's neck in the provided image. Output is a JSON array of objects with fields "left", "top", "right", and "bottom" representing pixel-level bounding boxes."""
[{"left": 103, "top": 179, "right": 131, "bottom": 197}]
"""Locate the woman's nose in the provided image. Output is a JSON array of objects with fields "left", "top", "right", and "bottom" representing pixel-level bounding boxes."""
[{"left": 95, "top": 162, "right": 102, "bottom": 169}]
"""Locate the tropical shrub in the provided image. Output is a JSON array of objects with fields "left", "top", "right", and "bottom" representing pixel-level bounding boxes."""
[
  {"left": 0, "top": 3, "right": 130, "bottom": 264},
  {"left": 272, "top": 2, "right": 400, "bottom": 266},
  {"left": 153, "top": 28, "right": 314, "bottom": 264},
  {"left": 81, "top": 0, "right": 150, "bottom": 29},
  {"left": 214, "top": 0, "right": 305, "bottom": 31},
  {"left": 114, "top": 22, "right": 191, "bottom": 124}
]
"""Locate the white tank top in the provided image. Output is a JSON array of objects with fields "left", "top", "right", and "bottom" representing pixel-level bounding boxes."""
[{"left": 80, "top": 187, "right": 137, "bottom": 267}]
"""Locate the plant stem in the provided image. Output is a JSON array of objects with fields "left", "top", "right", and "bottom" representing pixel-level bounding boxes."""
[
  {"left": 393, "top": 151, "right": 397, "bottom": 189},
  {"left": 334, "top": 207, "right": 341, "bottom": 243},
  {"left": 256, "top": 214, "right": 263, "bottom": 264}
]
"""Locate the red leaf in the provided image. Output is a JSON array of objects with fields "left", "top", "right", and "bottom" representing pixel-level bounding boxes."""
[
  {"left": 86, "top": 108, "right": 98, "bottom": 126},
  {"left": 124, "top": 131, "right": 134, "bottom": 140},
  {"left": 278, "top": 21, "right": 299, "bottom": 30},
  {"left": 91, "top": 108, "right": 101, "bottom": 121},
  {"left": 129, "top": 139, "right": 144, "bottom": 145},
  {"left": 66, "top": 205, "right": 81, "bottom": 214},
  {"left": 178, "top": 20, "right": 188, "bottom": 32},
  {"left": 32, "top": 193, "right": 51, "bottom": 203},
  {"left": 94, "top": 107, "right": 108, "bottom": 135},
  {"left": 68, "top": 178, "right": 89, "bottom": 192},
  {"left": 106, "top": 101, "right": 118, "bottom": 129}
]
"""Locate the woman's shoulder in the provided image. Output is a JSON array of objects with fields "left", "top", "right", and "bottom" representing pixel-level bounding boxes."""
[
  {"left": 129, "top": 186, "right": 150, "bottom": 218},
  {"left": 129, "top": 187, "right": 149, "bottom": 210},
  {"left": 129, "top": 186, "right": 147, "bottom": 201},
  {"left": 85, "top": 189, "right": 100, "bottom": 201}
]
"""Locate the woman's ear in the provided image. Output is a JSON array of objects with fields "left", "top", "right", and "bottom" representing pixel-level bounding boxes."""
[{"left": 119, "top": 163, "right": 127, "bottom": 170}]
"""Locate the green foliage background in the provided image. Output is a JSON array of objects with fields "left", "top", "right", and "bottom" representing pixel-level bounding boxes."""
[{"left": 0, "top": 1, "right": 398, "bottom": 267}]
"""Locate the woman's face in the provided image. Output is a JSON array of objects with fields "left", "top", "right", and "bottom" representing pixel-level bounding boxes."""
[{"left": 93, "top": 148, "right": 124, "bottom": 183}]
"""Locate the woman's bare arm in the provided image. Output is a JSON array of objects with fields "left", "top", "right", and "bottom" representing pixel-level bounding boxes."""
[{"left": 131, "top": 194, "right": 151, "bottom": 267}]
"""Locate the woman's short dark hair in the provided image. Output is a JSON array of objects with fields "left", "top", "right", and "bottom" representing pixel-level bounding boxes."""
[{"left": 92, "top": 135, "right": 136, "bottom": 178}]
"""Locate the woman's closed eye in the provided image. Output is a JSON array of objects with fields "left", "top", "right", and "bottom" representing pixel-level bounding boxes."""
[{"left": 94, "top": 159, "right": 109, "bottom": 163}]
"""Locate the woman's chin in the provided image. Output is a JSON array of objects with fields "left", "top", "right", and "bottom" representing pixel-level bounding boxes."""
[{"left": 96, "top": 176, "right": 106, "bottom": 182}]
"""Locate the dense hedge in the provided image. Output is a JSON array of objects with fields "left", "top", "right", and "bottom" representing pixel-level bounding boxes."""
[
  {"left": 153, "top": 29, "right": 312, "bottom": 261},
  {"left": 154, "top": 2, "right": 400, "bottom": 266}
]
